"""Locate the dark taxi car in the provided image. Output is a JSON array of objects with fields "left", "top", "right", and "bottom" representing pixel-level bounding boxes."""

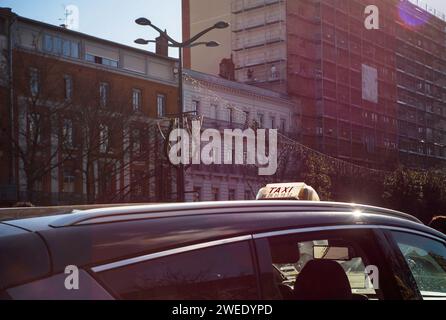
[{"left": 1, "top": 191, "right": 446, "bottom": 300}]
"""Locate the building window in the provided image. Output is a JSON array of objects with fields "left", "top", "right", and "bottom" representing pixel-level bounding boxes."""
[
  {"left": 228, "top": 189, "right": 236, "bottom": 201},
  {"left": 63, "top": 170, "right": 75, "bottom": 193},
  {"left": 54, "top": 37, "right": 63, "bottom": 55},
  {"left": 212, "top": 188, "right": 219, "bottom": 201},
  {"left": 30, "top": 68, "right": 40, "bottom": 97},
  {"left": 132, "top": 129, "right": 142, "bottom": 154},
  {"left": 63, "top": 39, "right": 71, "bottom": 57},
  {"left": 28, "top": 113, "right": 41, "bottom": 144},
  {"left": 192, "top": 100, "right": 200, "bottom": 115},
  {"left": 257, "top": 113, "right": 264, "bottom": 128},
  {"left": 228, "top": 107, "right": 233, "bottom": 123},
  {"left": 99, "top": 124, "right": 109, "bottom": 153},
  {"left": 271, "top": 117, "right": 276, "bottom": 129},
  {"left": 62, "top": 119, "right": 74, "bottom": 148},
  {"left": 280, "top": 119, "right": 286, "bottom": 132},
  {"left": 43, "top": 34, "right": 53, "bottom": 52},
  {"left": 85, "top": 54, "right": 95, "bottom": 63},
  {"left": 157, "top": 94, "right": 166, "bottom": 118},
  {"left": 270, "top": 64, "right": 279, "bottom": 79},
  {"left": 102, "top": 57, "right": 118, "bottom": 67},
  {"left": 43, "top": 35, "right": 80, "bottom": 58},
  {"left": 210, "top": 104, "right": 217, "bottom": 119},
  {"left": 245, "top": 111, "right": 251, "bottom": 125},
  {"left": 246, "top": 68, "right": 254, "bottom": 80},
  {"left": 99, "top": 82, "right": 109, "bottom": 107},
  {"left": 85, "top": 53, "right": 118, "bottom": 68},
  {"left": 193, "top": 187, "right": 202, "bottom": 202},
  {"left": 64, "top": 75, "right": 73, "bottom": 101},
  {"left": 132, "top": 89, "right": 142, "bottom": 111},
  {"left": 71, "top": 42, "right": 80, "bottom": 59}
]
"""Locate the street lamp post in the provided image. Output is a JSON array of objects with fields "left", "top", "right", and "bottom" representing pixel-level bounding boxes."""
[{"left": 135, "top": 18, "right": 229, "bottom": 202}]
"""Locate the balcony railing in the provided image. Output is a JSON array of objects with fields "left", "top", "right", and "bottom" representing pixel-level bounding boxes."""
[{"left": 233, "top": 32, "right": 285, "bottom": 50}]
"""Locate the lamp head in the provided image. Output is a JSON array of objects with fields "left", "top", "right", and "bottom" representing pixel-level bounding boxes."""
[
  {"left": 135, "top": 17, "right": 151, "bottom": 26},
  {"left": 134, "top": 38, "right": 150, "bottom": 45},
  {"left": 214, "top": 21, "right": 229, "bottom": 29},
  {"left": 206, "top": 41, "right": 220, "bottom": 47}
]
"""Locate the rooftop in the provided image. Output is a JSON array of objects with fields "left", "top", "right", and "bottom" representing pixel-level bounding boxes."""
[
  {"left": 0, "top": 7, "right": 178, "bottom": 63},
  {"left": 408, "top": 0, "right": 446, "bottom": 23},
  {"left": 184, "top": 68, "right": 293, "bottom": 103}
]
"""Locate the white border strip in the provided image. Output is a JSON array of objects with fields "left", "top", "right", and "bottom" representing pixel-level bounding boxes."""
[{"left": 91, "top": 235, "right": 253, "bottom": 273}]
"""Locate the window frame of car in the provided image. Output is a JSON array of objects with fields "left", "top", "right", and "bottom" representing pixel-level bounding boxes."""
[
  {"left": 90, "top": 236, "right": 262, "bottom": 300},
  {"left": 382, "top": 228, "right": 446, "bottom": 300},
  {"left": 253, "top": 226, "right": 401, "bottom": 300}
]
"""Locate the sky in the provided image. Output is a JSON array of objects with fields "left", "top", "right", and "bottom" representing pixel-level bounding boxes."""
[
  {"left": 1, "top": 0, "right": 446, "bottom": 58},
  {"left": 0, "top": 0, "right": 182, "bottom": 56}
]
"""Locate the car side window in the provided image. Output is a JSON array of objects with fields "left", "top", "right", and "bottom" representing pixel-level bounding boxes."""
[
  {"left": 95, "top": 241, "right": 258, "bottom": 300},
  {"left": 258, "top": 230, "right": 383, "bottom": 300},
  {"left": 391, "top": 231, "right": 446, "bottom": 299}
]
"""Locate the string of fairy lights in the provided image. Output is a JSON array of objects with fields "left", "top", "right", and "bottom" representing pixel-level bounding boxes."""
[{"left": 172, "top": 72, "right": 390, "bottom": 177}]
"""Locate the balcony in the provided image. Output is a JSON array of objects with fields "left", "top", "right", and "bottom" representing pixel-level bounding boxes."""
[
  {"left": 233, "top": 28, "right": 286, "bottom": 51},
  {"left": 232, "top": 5, "right": 285, "bottom": 32},
  {"left": 234, "top": 43, "right": 286, "bottom": 68},
  {"left": 235, "top": 61, "right": 286, "bottom": 83},
  {"left": 232, "top": 0, "right": 283, "bottom": 14}
]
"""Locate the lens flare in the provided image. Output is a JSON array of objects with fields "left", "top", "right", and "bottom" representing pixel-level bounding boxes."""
[{"left": 398, "top": 1, "right": 431, "bottom": 28}]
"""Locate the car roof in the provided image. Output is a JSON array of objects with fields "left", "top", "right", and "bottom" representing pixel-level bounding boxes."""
[{"left": 3, "top": 200, "right": 422, "bottom": 232}]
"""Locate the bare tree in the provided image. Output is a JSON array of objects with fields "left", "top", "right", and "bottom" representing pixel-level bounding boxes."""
[
  {"left": 73, "top": 69, "right": 176, "bottom": 204},
  {"left": 8, "top": 49, "right": 79, "bottom": 204},
  {"left": 8, "top": 46, "right": 175, "bottom": 205}
]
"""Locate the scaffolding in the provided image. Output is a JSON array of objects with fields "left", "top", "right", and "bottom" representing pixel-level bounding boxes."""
[{"left": 231, "top": 0, "right": 287, "bottom": 90}]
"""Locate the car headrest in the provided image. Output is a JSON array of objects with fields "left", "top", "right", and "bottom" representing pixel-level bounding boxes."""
[
  {"left": 293, "top": 260, "right": 352, "bottom": 300},
  {"left": 270, "top": 241, "right": 300, "bottom": 264}
]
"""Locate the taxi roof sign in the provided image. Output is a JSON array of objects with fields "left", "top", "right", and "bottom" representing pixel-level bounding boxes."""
[{"left": 256, "top": 183, "right": 320, "bottom": 201}]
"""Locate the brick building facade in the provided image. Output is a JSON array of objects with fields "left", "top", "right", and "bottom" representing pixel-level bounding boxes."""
[{"left": 0, "top": 8, "right": 180, "bottom": 206}]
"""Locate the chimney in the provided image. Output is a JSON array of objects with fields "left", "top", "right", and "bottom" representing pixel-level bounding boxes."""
[
  {"left": 0, "top": 8, "right": 17, "bottom": 35},
  {"left": 219, "top": 55, "right": 235, "bottom": 81},
  {"left": 0, "top": 7, "right": 13, "bottom": 16},
  {"left": 155, "top": 34, "right": 169, "bottom": 57}
]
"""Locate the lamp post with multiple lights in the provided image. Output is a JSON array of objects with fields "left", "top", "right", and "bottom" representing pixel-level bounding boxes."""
[{"left": 135, "top": 18, "right": 229, "bottom": 202}]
